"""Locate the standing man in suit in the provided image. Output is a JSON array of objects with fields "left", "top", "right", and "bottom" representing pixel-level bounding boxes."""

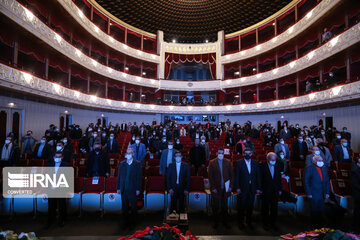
[
  {"left": 130, "top": 136, "right": 146, "bottom": 165},
  {"left": 200, "top": 136, "right": 210, "bottom": 161},
  {"left": 106, "top": 133, "right": 119, "bottom": 153},
  {"left": 279, "top": 126, "right": 292, "bottom": 140},
  {"left": 306, "top": 146, "right": 332, "bottom": 167},
  {"left": 86, "top": 141, "right": 110, "bottom": 177},
  {"left": 334, "top": 139, "right": 351, "bottom": 163},
  {"left": 304, "top": 155, "right": 329, "bottom": 228},
  {"left": 260, "top": 152, "right": 282, "bottom": 231},
  {"left": 292, "top": 135, "right": 308, "bottom": 162},
  {"left": 121, "top": 120, "right": 127, "bottom": 132},
  {"left": 189, "top": 138, "right": 206, "bottom": 175},
  {"left": 33, "top": 136, "right": 52, "bottom": 159},
  {"left": 167, "top": 152, "right": 190, "bottom": 213},
  {"left": 274, "top": 138, "right": 290, "bottom": 159},
  {"left": 235, "top": 148, "right": 261, "bottom": 230},
  {"left": 117, "top": 148, "right": 142, "bottom": 230},
  {"left": 208, "top": 148, "right": 234, "bottom": 229},
  {"left": 352, "top": 157, "right": 360, "bottom": 230},
  {"left": 159, "top": 140, "right": 178, "bottom": 176},
  {"left": 316, "top": 138, "right": 332, "bottom": 166},
  {"left": 0, "top": 136, "right": 20, "bottom": 167},
  {"left": 46, "top": 151, "right": 69, "bottom": 228}
]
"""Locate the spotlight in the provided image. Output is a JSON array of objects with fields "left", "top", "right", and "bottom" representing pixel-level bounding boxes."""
[
  {"left": 172, "top": 39, "right": 176, "bottom": 43},
  {"left": 205, "top": 39, "right": 209, "bottom": 43}
]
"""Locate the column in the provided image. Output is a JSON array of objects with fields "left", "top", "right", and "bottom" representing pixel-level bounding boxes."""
[
  {"left": 295, "top": 44, "right": 299, "bottom": 59},
  {"left": 141, "top": 35, "right": 144, "bottom": 51},
  {"left": 346, "top": 55, "right": 351, "bottom": 83},
  {"left": 13, "top": 40, "right": 18, "bottom": 66},
  {"left": 239, "top": 88, "right": 242, "bottom": 104},
  {"left": 275, "top": 80, "right": 279, "bottom": 99},
  {"left": 45, "top": 57, "right": 49, "bottom": 79},
  {"left": 319, "top": 65, "right": 323, "bottom": 84},
  {"left": 275, "top": 51, "right": 278, "bottom": 68},
  {"left": 139, "top": 87, "right": 143, "bottom": 102},
  {"left": 256, "top": 85, "right": 259, "bottom": 102},
  {"left": 295, "top": 5, "right": 298, "bottom": 22},
  {"left": 107, "top": 18, "right": 111, "bottom": 35},
  {"left": 87, "top": 74, "right": 90, "bottom": 93},
  {"left": 90, "top": 5, "right": 94, "bottom": 21},
  {"left": 296, "top": 74, "right": 300, "bottom": 96},
  {"left": 255, "top": 28, "right": 259, "bottom": 45},
  {"left": 123, "top": 83, "right": 126, "bottom": 101},
  {"left": 105, "top": 79, "right": 108, "bottom": 98},
  {"left": 67, "top": 66, "right": 71, "bottom": 87},
  {"left": 274, "top": 19, "right": 278, "bottom": 36}
]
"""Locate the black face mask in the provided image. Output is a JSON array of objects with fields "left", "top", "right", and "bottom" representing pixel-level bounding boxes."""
[
  {"left": 244, "top": 154, "right": 251, "bottom": 160},
  {"left": 94, "top": 148, "right": 101, "bottom": 152}
]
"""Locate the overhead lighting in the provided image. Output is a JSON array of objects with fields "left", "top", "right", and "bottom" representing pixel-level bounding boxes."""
[
  {"left": 272, "top": 68, "right": 278, "bottom": 74},
  {"left": 256, "top": 45, "right": 261, "bottom": 50},
  {"left": 332, "top": 85, "right": 342, "bottom": 95},
  {"left": 322, "top": 112, "right": 326, "bottom": 116},
  {"left": 309, "top": 92, "right": 316, "bottom": 100},
  {"left": 53, "top": 83, "right": 60, "bottom": 93},
  {"left": 142, "top": 72, "right": 146, "bottom": 76},
  {"left": 55, "top": 33, "right": 62, "bottom": 43},
  {"left": 25, "top": 8, "right": 34, "bottom": 21},
  {"left": 205, "top": 39, "right": 209, "bottom": 43},
  {"left": 234, "top": 95, "right": 239, "bottom": 98},
  {"left": 23, "top": 72, "right": 32, "bottom": 83},
  {"left": 91, "top": 95, "right": 97, "bottom": 102},
  {"left": 123, "top": 44, "right": 128, "bottom": 49},
  {"left": 273, "top": 100, "right": 279, "bottom": 106},
  {"left": 288, "top": 26, "right": 294, "bottom": 34},
  {"left": 107, "top": 99, "right": 112, "bottom": 105},
  {"left": 272, "top": 22, "right": 275, "bottom": 26},
  {"left": 8, "top": 102, "right": 15, "bottom": 107},
  {"left": 272, "top": 36, "right": 278, "bottom": 43},
  {"left": 252, "top": 68, "right": 256, "bottom": 71},
  {"left": 141, "top": 94, "right": 146, "bottom": 97},
  {"left": 74, "top": 90, "right": 80, "bottom": 98},
  {"left": 172, "top": 39, "right": 176, "bottom": 43},
  {"left": 137, "top": 50, "right": 142, "bottom": 55},
  {"left": 64, "top": 110, "right": 69, "bottom": 114},
  {"left": 234, "top": 71, "right": 240, "bottom": 75},
  {"left": 78, "top": 9, "right": 84, "bottom": 18},
  {"left": 125, "top": 67, "right": 129, "bottom": 71},
  {"left": 226, "top": 105, "right": 231, "bottom": 110},
  {"left": 101, "top": 114, "right": 104, "bottom": 117},
  {"left": 289, "top": 61, "right": 296, "bottom": 68}
]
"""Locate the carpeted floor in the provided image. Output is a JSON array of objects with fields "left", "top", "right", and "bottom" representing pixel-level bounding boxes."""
[{"left": 0, "top": 211, "right": 355, "bottom": 238}]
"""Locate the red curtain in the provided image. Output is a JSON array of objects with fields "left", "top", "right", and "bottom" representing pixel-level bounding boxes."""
[
  {"left": 49, "top": 58, "right": 68, "bottom": 73},
  {"left": 259, "top": 81, "right": 275, "bottom": 90},
  {"left": 278, "top": 76, "right": 296, "bottom": 86},
  {"left": 165, "top": 53, "right": 216, "bottom": 79},
  {"left": 323, "top": 57, "right": 345, "bottom": 73},
  {"left": 19, "top": 39, "right": 45, "bottom": 62},
  {"left": 299, "top": 67, "right": 319, "bottom": 81}
]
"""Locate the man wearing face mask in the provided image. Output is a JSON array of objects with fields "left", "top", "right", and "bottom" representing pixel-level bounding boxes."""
[
  {"left": 86, "top": 142, "right": 110, "bottom": 177},
  {"left": 117, "top": 148, "right": 142, "bottom": 230},
  {"left": 352, "top": 157, "right": 360, "bottom": 230},
  {"left": 235, "top": 148, "right": 261, "bottom": 230},
  {"left": 200, "top": 136, "right": 210, "bottom": 161},
  {"left": 280, "top": 125, "right": 292, "bottom": 140},
  {"left": 306, "top": 146, "right": 332, "bottom": 167},
  {"left": 167, "top": 152, "right": 190, "bottom": 213},
  {"left": 88, "top": 132, "right": 100, "bottom": 152},
  {"left": 46, "top": 152, "right": 69, "bottom": 228},
  {"left": 305, "top": 155, "right": 329, "bottom": 228},
  {"left": 0, "top": 136, "right": 20, "bottom": 167},
  {"left": 341, "top": 127, "right": 351, "bottom": 147},
  {"left": 277, "top": 151, "right": 289, "bottom": 175},
  {"left": 174, "top": 138, "right": 183, "bottom": 153},
  {"left": 62, "top": 138, "right": 73, "bottom": 154},
  {"left": 334, "top": 139, "right": 351, "bottom": 163},
  {"left": 33, "top": 136, "right": 52, "bottom": 159},
  {"left": 159, "top": 141, "right": 178, "bottom": 176},
  {"left": 21, "top": 130, "right": 37, "bottom": 154},
  {"left": 292, "top": 135, "right": 308, "bottom": 162},
  {"left": 189, "top": 138, "right": 206, "bottom": 175},
  {"left": 50, "top": 141, "right": 72, "bottom": 164},
  {"left": 105, "top": 133, "right": 119, "bottom": 153},
  {"left": 274, "top": 138, "right": 290, "bottom": 160},
  {"left": 316, "top": 138, "right": 332, "bottom": 165},
  {"left": 130, "top": 136, "right": 146, "bottom": 165},
  {"left": 208, "top": 148, "right": 233, "bottom": 229},
  {"left": 260, "top": 152, "right": 282, "bottom": 231},
  {"left": 332, "top": 133, "right": 342, "bottom": 146}
]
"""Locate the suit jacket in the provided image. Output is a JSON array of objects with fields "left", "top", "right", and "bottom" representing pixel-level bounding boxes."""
[
  {"left": 292, "top": 140, "right": 308, "bottom": 161},
  {"left": 306, "top": 152, "right": 332, "bottom": 167},
  {"left": 201, "top": 142, "right": 210, "bottom": 161},
  {"left": 352, "top": 163, "right": 360, "bottom": 200},
  {"left": 189, "top": 146, "right": 206, "bottom": 167},
  {"left": 318, "top": 145, "right": 332, "bottom": 166},
  {"left": 33, "top": 143, "right": 52, "bottom": 159},
  {"left": 304, "top": 164, "right": 329, "bottom": 200},
  {"left": 260, "top": 161, "right": 282, "bottom": 199},
  {"left": 117, "top": 160, "right": 142, "bottom": 195},
  {"left": 235, "top": 159, "right": 261, "bottom": 196},
  {"left": 274, "top": 143, "right": 290, "bottom": 159},
  {"left": 130, "top": 143, "right": 146, "bottom": 164},
  {"left": 159, "top": 148, "right": 178, "bottom": 175},
  {"left": 166, "top": 162, "right": 190, "bottom": 192},
  {"left": 208, "top": 158, "right": 234, "bottom": 197},
  {"left": 279, "top": 129, "right": 292, "bottom": 139},
  {"left": 86, "top": 150, "right": 110, "bottom": 177},
  {"left": 334, "top": 145, "right": 351, "bottom": 162},
  {"left": 0, "top": 143, "right": 20, "bottom": 166},
  {"left": 106, "top": 139, "right": 119, "bottom": 153}
]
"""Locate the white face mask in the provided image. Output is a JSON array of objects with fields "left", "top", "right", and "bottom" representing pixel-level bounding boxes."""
[
  {"left": 162, "top": 139, "right": 166, "bottom": 142},
  {"left": 280, "top": 154, "right": 285, "bottom": 159},
  {"left": 132, "top": 137, "right": 136, "bottom": 141},
  {"left": 218, "top": 154, "right": 224, "bottom": 160},
  {"left": 175, "top": 157, "right": 182, "bottom": 163},
  {"left": 102, "top": 134, "right": 106, "bottom": 137},
  {"left": 176, "top": 141, "right": 180, "bottom": 144},
  {"left": 5, "top": 140, "right": 10, "bottom": 144},
  {"left": 299, "top": 139, "right": 303, "bottom": 143},
  {"left": 56, "top": 146, "right": 62, "bottom": 151},
  {"left": 337, "top": 135, "right": 341, "bottom": 139},
  {"left": 54, "top": 157, "right": 61, "bottom": 163},
  {"left": 168, "top": 145, "right": 173, "bottom": 149},
  {"left": 125, "top": 154, "right": 132, "bottom": 160},
  {"left": 88, "top": 128, "right": 92, "bottom": 131},
  {"left": 63, "top": 139, "right": 67, "bottom": 143},
  {"left": 201, "top": 140, "right": 205, "bottom": 143},
  {"left": 93, "top": 134, "right": 97, "bottom": 138},
  {"left": 280, "top": 141, "right": 284, "bottom": 144},
  {"left": 135, "top": 140, "right": 140, "bottom": 144},
  {"left": 316, "top": 161, "right": 324, "bottom": 168},
  {"left": 314, "top": 150, "right": 320, "bottom": 155},
  {"left": 269, "top": 160, "right": 276, "bottom": 166},
  {"left": 110, "top": 136, "right": 114, "bottom": 140},
  {"left": 41, "top": 140, "right": 46, "bottom": 144}
]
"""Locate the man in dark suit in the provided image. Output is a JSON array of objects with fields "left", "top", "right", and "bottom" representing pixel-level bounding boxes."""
[
  {"left": 49, "top": 141, "right": 72, "bottom": 165},
  {"left": 159, "top": 141, "right": 178, "bottom": 176},
  {"left": 189, "top": 138, "right": 206, "bottom": 174},
  {"left": 46, "top": 151, "right": 69, "bottom": 228},
  {"left": 62, "top": 137, "right": 73, "bottom": 154},
  {"left": 167, "top": 152, "right": 190, "bottom": 213},
  {"left": 304, "top": 155, "right": 329, "bottom": 228},
  {"left": 235, "top": 148, "right": 261, "bottom": 230},
  {"left": 292, "top": 135, "right": 308, "bottom": 162},
  {"left": 334, "top": 139, "right": 351, "bottom": 163},
  {"left": 274, "top": 138, "right": 290, "bottom": 159},
  {"left": 105, "top": 133, "right": 119, "bottom": 153},
  {"left": 208, "top": 148, "right": 234, "bottom": 229},
  {"left": 120, "top": 120, "right": 127, "bottom": 132},
  {"left": 352, "top": 157, "right": 360, "bottom": 230},
  {"left": 260, "top": 152, "right": 282, "bottom": 231},
  {"left": 86, "top": 142, "right": 110, "bottom": 177},
  {"left": 117, "top": 148, "right": 142, "bottom": 230},
  {"left": 0, "top": 136, "right": 20, "bottom": 167},
  {"left": 279, "top": 126, "right": 292, "bottom": 140},
  {"left": 33, "top": 136, "right": 52, "bottom": 159},
  {"left": 130, "top": 136, "right": 146, "bottom": 165}
]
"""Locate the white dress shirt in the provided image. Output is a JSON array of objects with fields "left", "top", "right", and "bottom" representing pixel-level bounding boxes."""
[
  {"left": 342, "top": 146, "right": 350, "bottom": 159},
  {"left": 176, "top": 162, "right": 181, "bottom": 184},
  {"left": 245, "top": 159, "right": 251, "bottom": 174}
]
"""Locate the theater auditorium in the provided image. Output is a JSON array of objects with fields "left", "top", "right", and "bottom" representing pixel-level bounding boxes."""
[{"left": 0, "top": 0, "right": 360, "bottom": 239}]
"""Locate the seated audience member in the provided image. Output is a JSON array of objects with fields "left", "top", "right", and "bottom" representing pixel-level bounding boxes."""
[
  {"left": 0, "top": 136, "right": 20, "bottom": 167},
  {"left": 21, "top": 130, "right": 37, "bottom": 154},
  {"left": 117, "top": 148, "right": 142, "bottom": 230},
  {"left": 316, "top": 138, "right": 332, "bottom": 167},
  {"left": 341, "top": 127, "right": 351, "bottom": 147},
  {"left": 200, "top": 136, "right": 210, "bottom": 161},
  {"left": 159, "top": 140, "right": 178, "bottom": 176},
  {"left": 86, "top": 141, "right": 110, "bottom": 177},
  {"left": 264, "top": 133, "right": 275, "bottom": 147},
  {"left": 33, "top": 136, "right": 52, "bottom": 159},
  {"left": 277, "top": 151, "right": 289, "bottom": 175},
  {"left": 352, "top": 157, "right": 360, "bottom": 230},
  {"left": 236, "top": 139, "right": 246, "bottom": 155},
  {"left": 274, "top": 138, "right": 290, "bottom": 159},
  {"left": 292, "top": 135, "right": 308, "bottom": 162},
  {"left": 167, "top": 152, "right": 191, "bottom": 213},
  {"left": 305, "top": 155, "right": 329, "bottom": 228},
  {"left": 334, "top": 139, "right": 351, "bottom": 163},
  {"left": 46, "top": 151, "right": 68, "bottom": 228},
  {"left": 322, "top": 28, "right": 333, "bottom": 43},
  {"left": 174, "top": 138, "right": 183, "bottom": 153},
  {"left": 106, "top": 133, "right": 119, "bottom": 153},
  {"left": 130, "top": 136, "right": 146, "bottom": 165},
  {"left": 260, "top": 152, "right": 283, "bottom": 231},
  {"left": 209, "top": 148, "right": 233, "bottom": 229}
]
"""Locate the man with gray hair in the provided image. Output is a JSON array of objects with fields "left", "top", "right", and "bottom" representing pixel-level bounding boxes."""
[
  {"left": 305, "top": 155, "right": 329, "bottom": 228},
  {"left": 260, "top": 152, "right": 282, "bottom": 231}
]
